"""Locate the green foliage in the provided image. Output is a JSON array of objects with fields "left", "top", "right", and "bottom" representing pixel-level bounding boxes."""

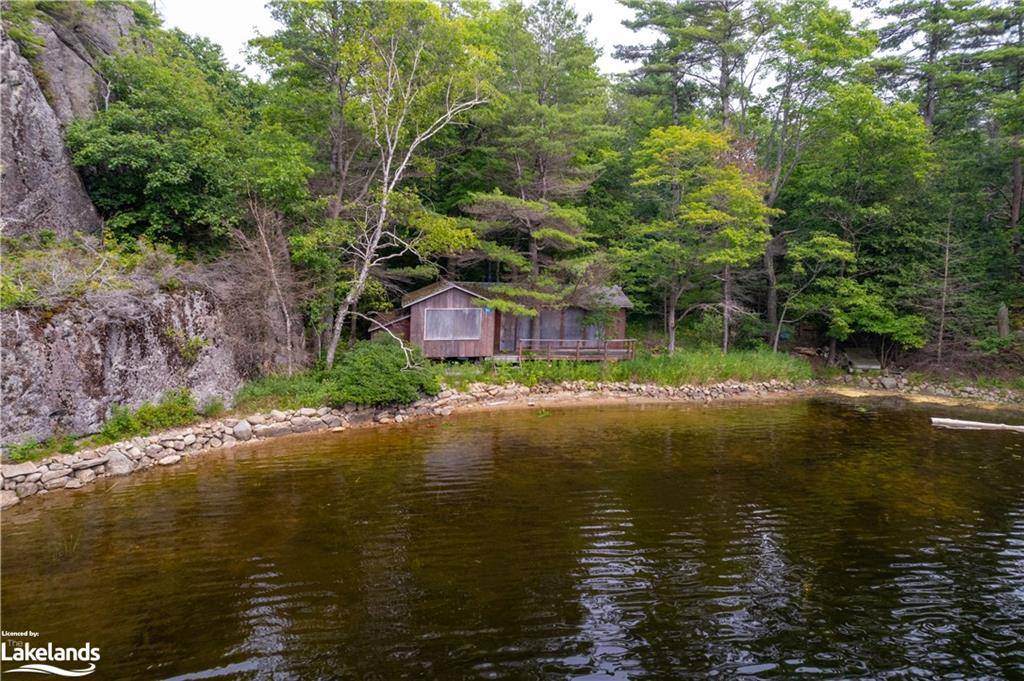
[
  {"left": 6, "top": 435, "right": 76, "bottom": 463},
  {"left": 973, "top": 335, "right": 1017, "bottom": 355},
  {"left": 19, "top": 0, "right": 1019, "bottom": 374},
  {"left": 95, "top": 389, "right": 198, "bottom": 444},
  {"left": 163, "top": 328, "right": 210, "bottom": 364},
  {"left": 200, "top": 398, "right": 227, "bottom": 419},
  {"left": 2, "top": 0, "right": 45, "bottom": 61},
  {"left": 0, "top": 232, "right": 180, "bottom": 310},
  {"left": 443, "top": 349, "right": 813, "bottom": 388},
  {"left": 235, "top": 341, "right": 439, "bottom": 411},
  {"left": 324, "top": 340, "right": 439, "bottom": 407},
  {"left": 65, "top": 31, "right": 247, "bottom": 250}
]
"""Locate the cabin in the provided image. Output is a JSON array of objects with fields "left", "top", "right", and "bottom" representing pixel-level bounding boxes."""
[{"left": 371, "top": 281, "right": 635, "bottom": 361}]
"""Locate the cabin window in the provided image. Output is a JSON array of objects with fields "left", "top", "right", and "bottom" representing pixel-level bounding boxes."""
[{"left": 423, "top": 308, "right": 483, "bottom": 341}]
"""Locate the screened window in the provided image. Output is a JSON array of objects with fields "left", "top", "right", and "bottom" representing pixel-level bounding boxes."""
[{"left": 423, "top": 308, "right": 483, "bottom": 341}]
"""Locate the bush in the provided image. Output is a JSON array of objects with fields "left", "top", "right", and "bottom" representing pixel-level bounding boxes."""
[
  {"left": 5, "top": 436, "right": 77, "bottom": 463},
  {"left": 234, "top": 340, "right": 440, "bottom": 412},
  {"left": 96, "top": 388, "right": 198, "bottom": 443},
  {"left": 324, "top": 340, "right": 439, "bottom": 407}
]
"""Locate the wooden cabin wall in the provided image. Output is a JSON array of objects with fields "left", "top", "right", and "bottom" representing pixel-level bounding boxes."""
[
  {"left": 608, "top": 310, "right": 627, "bottom": 339},
  {"left": 498, "top": 307, "right": 630, "bottom": 351},
  {"left": 408, "top": 289, "right": 496, "bottom": 358}
]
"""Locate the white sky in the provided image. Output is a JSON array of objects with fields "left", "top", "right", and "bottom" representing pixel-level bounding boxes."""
[{"left": 156, "top": 0, "right": 861, "bottom": 79}]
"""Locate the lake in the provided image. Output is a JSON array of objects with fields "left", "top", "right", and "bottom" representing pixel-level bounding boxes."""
[{"left": 2, "top": 397, "right": 1023, "bottom": 679}]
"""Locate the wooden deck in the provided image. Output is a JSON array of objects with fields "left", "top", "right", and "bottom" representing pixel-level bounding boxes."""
[{"left": 515, "top": 338, "right": 636, "bottom": 362}]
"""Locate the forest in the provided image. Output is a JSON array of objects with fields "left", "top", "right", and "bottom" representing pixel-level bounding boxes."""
[{"left": 5, "top": 0, "right": 1023, "bottom": 378}]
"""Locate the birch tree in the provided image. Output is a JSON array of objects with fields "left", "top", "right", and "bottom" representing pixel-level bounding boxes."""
[{"left": 322, "top": 3, "right": 488, "bottom": 365}]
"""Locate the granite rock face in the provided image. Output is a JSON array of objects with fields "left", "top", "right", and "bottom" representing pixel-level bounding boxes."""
[
  {"left": 0, "top": 3, "right": 137, "bottom": 236},
  {"left": 0, "top": 29, "right": 101, "bottom": 236},
  {"left": 1, "top": 289, "right": 241, "bottom": 445},
  {"left": 32, "top": 2, "right": 137, "bottom": 124}
]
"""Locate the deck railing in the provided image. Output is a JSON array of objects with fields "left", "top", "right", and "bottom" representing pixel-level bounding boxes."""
[{"left": 516, "top": 338, "right": 637, "bottom": 362}]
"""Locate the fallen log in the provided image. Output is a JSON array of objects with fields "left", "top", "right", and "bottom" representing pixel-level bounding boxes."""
[{"left": 931, "top": 417, "right": 1024, "bottom": 433}]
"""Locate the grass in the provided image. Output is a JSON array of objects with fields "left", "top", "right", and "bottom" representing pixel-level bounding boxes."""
[
  {"left": 6, "top": 389, "right": 201, "bottom": 463},
  {"left": 904, "top": 371, "right": 1024, "bottom": 392},
  {"left": 234, "top": 371, "right": 336, "bottom": 412},
  {"left": 441, "top": 349, "right": 814, "bottom": 389},
  {"left": 7, "top": 435, "right": 79, "bottom": 463}
]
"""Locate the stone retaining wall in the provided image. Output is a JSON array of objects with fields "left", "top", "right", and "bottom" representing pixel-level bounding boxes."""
[
  {"left": 2, "top": 376, "right": 1018, "bottom": 510},
  {"left": 0, "top": 380, "right": 808, "bottom": 509}
]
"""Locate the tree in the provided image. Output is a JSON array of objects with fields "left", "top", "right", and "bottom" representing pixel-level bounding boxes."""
[
  {"left": 772, "top": 231, "right": 855, "bottom": 351},
  {"left": 459, "top": 0, "right": 613, "bottom": 327},
  {"left": 616, "top": 0, "right": 774, "bottom": 127},
  {"left": 633, "top": 124, "right": 775, "bottom": 351},
  {"left": 66, "top": 30, "right": 250, "bottom": 250},
  {"left": 781, "top": 84, "right": 933, "bottom": 357},
  {"left": 858, "top": 0, "right": 987, "bottom": 127},
  {"left": 757, "top": 0, "right": 875, "bottom": 329},
  {"left": 317, "top": 2, "right": 488, "bottom": 365},
  {"left": 251, "top": 1, "right": 380, "bottom": 219}
]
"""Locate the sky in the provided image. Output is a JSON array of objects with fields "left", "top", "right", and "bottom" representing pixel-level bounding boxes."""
[
  {"left": 157, "top": 0, "right": 863, "bottom": 79},
  {"left": 156, "top": 0, "right": 665, "bottom": 78}
]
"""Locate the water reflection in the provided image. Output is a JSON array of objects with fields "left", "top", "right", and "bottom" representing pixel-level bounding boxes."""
[{"left": 2, "top": 398, "right": 1023, "bottom": 679}]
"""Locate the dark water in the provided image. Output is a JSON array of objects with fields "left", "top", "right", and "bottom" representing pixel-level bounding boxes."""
[{"left": 3, "top": 398, "right": 1024, "bottom": 680}]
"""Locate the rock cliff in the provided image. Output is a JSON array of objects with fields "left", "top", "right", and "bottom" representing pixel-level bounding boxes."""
[
  {"left": 0, "top": 2, "right": 136, "bottom": 235},
  {"left": 1, "top": 288, "right": 241, "bottom": 445},
  {"left": 1, "top": 4, "right": 302, "bottom": 448}
]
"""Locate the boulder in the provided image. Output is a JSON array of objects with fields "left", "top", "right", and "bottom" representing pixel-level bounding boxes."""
[
  {"left": 233, "top": 420, "right": 253, "bottom": 441},
  {"left": 105, "top": 451, "right": 133, "bottom": 476},
  {"left": 71, "top": 456, "right": 108, "bottom": 470},
  {"left": 1, "top": 491, "right": 20, "bottom": 510},
  {"left": 1, "top": 462, "right": 38, "bottom": 479},
  {"left": 40, "top": 468, "right": 70, "bottom": 483},
  {"left": 158, "top": 455, "right": 181, "bottom": 466},
  {"left": 14, "top": 482, "right": 39, "bottom": 498},
  {"left": 43, "top": 476, "right": 71, "bottom": 490}
]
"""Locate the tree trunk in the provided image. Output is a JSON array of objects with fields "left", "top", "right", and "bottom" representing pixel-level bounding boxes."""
[
  {"left": 765, "top": 248, "right": 778, "bottom": 331},
  {"left": 1011, "top": 149, "right": 1022, "bottom": 274},
  {"left": 772, "top": 305, "right": 787, "bottom": 353},
  {"left": 325, "top": 207, "right": 389, "bottom": 365},
  {"left": 347, "top": 306, "right": 358, "bottom": 348},
  {"left": 936, "top": 214, "right": 951, "bottom": 365},
  {"left": 667, "top": 296, "right": 677, "bottom": 355},
  {"left": 721, "top": 265, "right": 732, "bottom": 352},
  {"left": 527, "top": 233, "right": 540, "bottom": 340}
]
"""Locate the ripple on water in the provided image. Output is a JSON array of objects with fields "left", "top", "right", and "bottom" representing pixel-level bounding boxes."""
[{"left": 2, "top": 399, "right": 1024, "bottom": 679}]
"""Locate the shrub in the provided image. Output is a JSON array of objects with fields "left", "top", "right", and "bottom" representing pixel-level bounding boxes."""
[
  {"left": 5, "top": 436, "right": 77, "bottom": 463},
  {"left": 234, "top": 341, "right": 441, "bottom": 412},
  {"left": 96, "top": 388, "right": 197, "bottom": 443},
  {"left": 325, "top": 340, "right": 439, "bottom": 407},
  {"left": 200, "top": 398, "right": 227, "bottom": 418}
]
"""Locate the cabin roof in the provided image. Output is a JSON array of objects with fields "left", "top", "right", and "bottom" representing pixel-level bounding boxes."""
[{"left": 399, "top": 280, "right": 633, "bottom": 310}]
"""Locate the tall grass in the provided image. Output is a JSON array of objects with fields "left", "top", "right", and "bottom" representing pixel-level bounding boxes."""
[{"left": 442, "top": 349, "right": 813, "bottom": 389}]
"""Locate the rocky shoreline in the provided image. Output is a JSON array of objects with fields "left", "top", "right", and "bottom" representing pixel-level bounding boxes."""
[{"left": 1, "top": 378, "right": 1020, "bottom": 510}]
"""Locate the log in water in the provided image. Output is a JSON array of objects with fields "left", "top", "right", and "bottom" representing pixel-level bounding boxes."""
[{"left": 931, "top": 416, "right": 1024, "bottom": 433}]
